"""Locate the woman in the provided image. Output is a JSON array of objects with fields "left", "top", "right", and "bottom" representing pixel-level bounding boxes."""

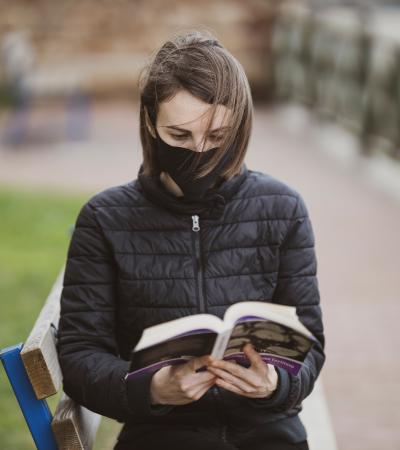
[{"left": 56, "top": 30, "right": 325, "bottom": 450}]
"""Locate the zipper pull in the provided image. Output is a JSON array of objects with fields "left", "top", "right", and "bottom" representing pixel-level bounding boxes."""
[{"left": 192, "top": 215, "right": 200, "bottom": 232}]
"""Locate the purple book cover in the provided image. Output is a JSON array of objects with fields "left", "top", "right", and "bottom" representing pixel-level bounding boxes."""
[
  {"left": 223, "top": 353, "right": 303, "bottom": 376},
  {"left": 125, "top": 328, "right": 218, "bottom": 381}
]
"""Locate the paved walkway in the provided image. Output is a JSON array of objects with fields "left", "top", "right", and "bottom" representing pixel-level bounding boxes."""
[
  {"left": 253, "top": 105, "right": 400, "bottom": 450},
  {"left": 1, "top": 101, "right": 399, "bottom": 450}
]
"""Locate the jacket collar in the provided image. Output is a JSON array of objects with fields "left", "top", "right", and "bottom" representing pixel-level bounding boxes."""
[{"left": 137, "top": 162, "right": 249, "bottom": 219}]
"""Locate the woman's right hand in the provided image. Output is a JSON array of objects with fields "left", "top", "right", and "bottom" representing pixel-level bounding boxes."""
[{"left": 150, "top": 355, "right": 217, "bottom": 406}]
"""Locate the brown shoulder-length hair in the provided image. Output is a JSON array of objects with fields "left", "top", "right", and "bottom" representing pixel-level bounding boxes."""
[{"left": 138, "top": 28, "right": 253, "bottom": 181}]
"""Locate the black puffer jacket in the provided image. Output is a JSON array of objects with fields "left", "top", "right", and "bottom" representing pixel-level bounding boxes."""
[{"left": 56, "top": 162, "right": 325, "bottom": 446}]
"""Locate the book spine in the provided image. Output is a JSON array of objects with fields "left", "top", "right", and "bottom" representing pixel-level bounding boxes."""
[{"left": 211, "top": 329, "right": 232, "bottom": 360}]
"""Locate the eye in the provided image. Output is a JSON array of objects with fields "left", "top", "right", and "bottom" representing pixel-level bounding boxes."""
[
  {"left": 211, "top": 135, "right": 224, "bottom": 141},
  {"left": 170, "top": 134, "right": 188, "bottom": 140},
  {"left": 170, "top": 133, "right": 225, "bottom": 142}
]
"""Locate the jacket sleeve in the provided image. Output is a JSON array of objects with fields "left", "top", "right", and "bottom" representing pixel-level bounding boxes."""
[
  {"left": 56, "top": 200, "right": 175, "bottom": 422},
  {"left": 250, "top": 192, "right": 326, "bottom": 412}
]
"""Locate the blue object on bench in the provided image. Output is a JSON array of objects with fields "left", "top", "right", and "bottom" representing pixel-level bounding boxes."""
[{"left": 0, "top": 342, "right": 59, "bottom": 450}]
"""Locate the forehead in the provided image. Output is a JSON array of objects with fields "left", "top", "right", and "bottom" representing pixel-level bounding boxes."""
[{"left": 157, "top": 89, "right": 231, "bottom": 130}]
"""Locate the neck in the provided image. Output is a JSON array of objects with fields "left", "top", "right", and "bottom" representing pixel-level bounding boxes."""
[{"left": 159, "top": 171, "right": 184, "bottom": 197}]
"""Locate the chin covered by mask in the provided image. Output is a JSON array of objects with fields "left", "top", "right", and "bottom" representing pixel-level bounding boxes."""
[{"left": 154, "top": 128, "right": 234, "bottom": 201}]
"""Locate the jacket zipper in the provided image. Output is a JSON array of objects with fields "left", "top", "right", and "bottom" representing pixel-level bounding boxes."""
[
  {"left": 191, "top": 215, "right": 228, "bottom": 444},
  {"left": 221, "top": 422, "right": 227, "bottom": 443},
  {"left": 191, "top": 215, "right": 206, "bottom": 314},
  {"left": 212, "top": 386, "right": 228, "bottom": 443}
]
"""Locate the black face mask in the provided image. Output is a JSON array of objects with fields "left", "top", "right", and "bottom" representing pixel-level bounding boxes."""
[{"left": 154, "top": 128, "right": 234, "bottom": 201}]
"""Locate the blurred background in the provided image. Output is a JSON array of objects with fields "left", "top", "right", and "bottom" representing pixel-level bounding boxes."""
[{"left": 1, "top": 0, "right": 400, "bottom": 449}]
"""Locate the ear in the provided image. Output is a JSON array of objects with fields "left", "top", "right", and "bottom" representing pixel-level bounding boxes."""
[{"left": 144, "top": 107, "right": 157, "bottom": 139}]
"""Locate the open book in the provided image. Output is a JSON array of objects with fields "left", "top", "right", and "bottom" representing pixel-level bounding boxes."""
[{"left": 124, "top": 301, "right": 318, "bottom": 381}]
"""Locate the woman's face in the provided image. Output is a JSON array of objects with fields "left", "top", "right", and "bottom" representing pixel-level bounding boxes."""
[{"left": 155, "top": 89, "right": 232, "bottom": 152}]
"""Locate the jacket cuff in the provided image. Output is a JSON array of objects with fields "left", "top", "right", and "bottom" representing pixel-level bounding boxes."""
[
  {"left": 125, "top": 370, "right": 175, "bottom": 417},
  {"left": 250, "top": 367, "right": 291, "bottom": 408}
]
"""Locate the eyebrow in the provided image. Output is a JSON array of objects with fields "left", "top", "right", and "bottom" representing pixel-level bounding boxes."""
[{"left": 164, "top": 125, "right": 231, "bottom": 133}]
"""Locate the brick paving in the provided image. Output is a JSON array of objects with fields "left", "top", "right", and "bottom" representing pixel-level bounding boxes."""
[{"left": 1, "top": 100, "right": 399, "bottom": 450}]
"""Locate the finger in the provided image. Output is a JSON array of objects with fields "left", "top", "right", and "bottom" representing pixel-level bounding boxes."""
[
  {"left": 192, "top": 376, "right": 216, "bottom": 394},
  {"left": 243, "top": 343, "right": 266, "bottom": 370},
  {"left": 207, "top": 366, "right": 254, "bottom": 393},
  {"left": 192, "top": 370, "right": 216, "bottom": 384},
  {"left": 176, "top": 366, "right": 215, "bottom": 388},
  {"left": 187, "top": 377, "right": 216, "bottom": 399},
  {"left": 175, "top": 362, "right": 215, "bottom": 389},
  {"left": 215, "top": 377, "right": 250, "bottom": 397},
  {"left": 210, "top": 359, "right": 260, "bottom": 387},
  {"left": 186, "top": 354, "right": 213, "bottom": 373},
  {"left": 187, "top": 376, "right": 216, "bottom": 392}
]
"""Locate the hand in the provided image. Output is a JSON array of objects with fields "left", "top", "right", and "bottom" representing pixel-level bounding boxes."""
[
  {"left": 206, "top": 343, "right": 278, "bottom": 399},
  {"left": 150, "top": 355, "right": 217, "bottom": 406}
]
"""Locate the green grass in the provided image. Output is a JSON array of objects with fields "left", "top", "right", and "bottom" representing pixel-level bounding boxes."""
[
  {"left": 0, "top": 185, "right": 101, "bottom": 449},
  {"left": 0, "top": 185, "right": 123, "bottom": 449}
]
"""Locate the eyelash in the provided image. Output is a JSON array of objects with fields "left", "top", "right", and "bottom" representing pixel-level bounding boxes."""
[{"left": 171, "top": 134, "right": 224, "bottom": 141}]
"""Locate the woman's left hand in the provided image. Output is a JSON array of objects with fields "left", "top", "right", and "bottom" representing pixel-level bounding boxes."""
[{"left": 206, "top": 343, "right": 278, "bottom": 399}]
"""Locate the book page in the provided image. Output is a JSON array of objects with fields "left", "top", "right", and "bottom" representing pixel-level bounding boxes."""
[
  {"left": 134, "top": 313, "right": 226, "bottom": 351},
  {"left": 222, "top": 318, "right": 316, "bottom": 376},
  {"left": 224, "top": 301, "right": 312, "bottom": 337}
]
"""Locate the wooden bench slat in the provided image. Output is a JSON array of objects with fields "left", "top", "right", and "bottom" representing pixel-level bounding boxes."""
[
  {"left": 20, "top": 266, "right": 65, "bottom": 399},
  {"left": 51, "top": 392, "right": 101, "bottom": 450}
]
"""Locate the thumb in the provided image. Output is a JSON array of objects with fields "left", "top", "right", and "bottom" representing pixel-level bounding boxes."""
[{"left": 188, "top": 354, "right": 213, "bottom": 373}]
